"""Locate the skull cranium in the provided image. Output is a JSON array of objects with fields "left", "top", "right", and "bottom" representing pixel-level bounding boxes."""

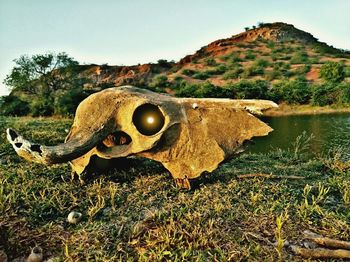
[{"left": 6, "top": 86, "right": 277, "bottom": 188}]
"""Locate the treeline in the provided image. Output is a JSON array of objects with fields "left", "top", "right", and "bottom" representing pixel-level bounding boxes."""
[
  {"left": 149, "top": 76, "right": 350, "bottom": 106},
  {"left": 1, "top": 52, "right": 350, "bottom": 117}
]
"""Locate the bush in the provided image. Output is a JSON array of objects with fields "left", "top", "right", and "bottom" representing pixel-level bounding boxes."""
[
  {"left": 269, "top": 77, "right": 311, "bottom": 104},
  {"left": 173, "top": 75, "right": 184, "bottom": 82},
  {"left": 266, "top": 70, "right": 281, "bottom": 81},
  {"left": 344, "top": 67, "right": 350, "bottom": 77},
  {"left": 337, "top": 82, "right": 350, "bottom": 104},
  {"left": 230, "top": 80, "right": 269, "bottom": 99},
  {"left": 253, "top": 59, "right": 269, "bottom": 68},
  {"left": 149, "top": 75, "right": 169, "bottom": 88},
  {"left": 294, "top": 64, "right": 311, "bottom": 75},
  {"left": 54, "top": 88, "right": 90, "bottom": 116},
  {"left": 205, "top": 64, "right": 228, "bottom": 76},
  {"left": 319, "top": 62, "right": 345, "bottom": 83},
  {"left": 193, "top": 71, "right": 210, "bottom": 80},
  {"left": 222, "top": 67, "right": 244, "bottom": 80},
  {"left": 244, "top": 50, "right": 256, "bottom": 60},
  {"left": 290, "top": 51, "right": 308, "bottom": 64},
  {"left": 182, "top": 69, "right": 196, "bottom": 76},
  {"left": 0, "top": 95, "right": 30, "bottom": 116},
  {"left": 174, "top": 81, "right": 230, "bottom": 98},
  {"left": 241, "top": 65, "right": 264, "bottom": 77},
  {"left": 204, "top": 57, "right": 217, "bottom": 66},
  {"left": 30, "top": 96, "right": 54, "bottom": 116},
  {"left": 311, "top": 83, "right": 338, "bottom": 106}
]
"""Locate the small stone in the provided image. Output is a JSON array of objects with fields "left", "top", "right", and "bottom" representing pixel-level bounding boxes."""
[
  {"left": 67, "top": 211, "right": 82, "bottom": 224},
  {"left": 27, "top": 246, "right": 43, "bottom": 262}
]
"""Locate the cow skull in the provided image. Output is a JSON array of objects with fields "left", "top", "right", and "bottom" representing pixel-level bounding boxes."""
[{"left": 6, "top": 86, "right": 277, "bottom": 188}]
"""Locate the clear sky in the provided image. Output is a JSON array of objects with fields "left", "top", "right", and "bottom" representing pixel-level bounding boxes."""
[{"left": 0, "top": 0, "right": 349, "bottom": 96}]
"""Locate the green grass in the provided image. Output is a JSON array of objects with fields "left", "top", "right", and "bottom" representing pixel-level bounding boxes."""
[{"left": 0, "top": 116, "right": 349, "bottom": 261}]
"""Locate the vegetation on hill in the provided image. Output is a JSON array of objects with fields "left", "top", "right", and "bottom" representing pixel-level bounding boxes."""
[{"left": 1, "top": 22, "right": 350, "bottom": 116}]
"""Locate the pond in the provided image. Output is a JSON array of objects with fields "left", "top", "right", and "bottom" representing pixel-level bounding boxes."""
[{"left": 248, "top": 113, "right": 350, "bottom": 160}]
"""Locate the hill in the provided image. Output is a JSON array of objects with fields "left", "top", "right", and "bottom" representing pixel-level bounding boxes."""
[{"left": 79, "top": 22, "right": 350, "bottom": 91}]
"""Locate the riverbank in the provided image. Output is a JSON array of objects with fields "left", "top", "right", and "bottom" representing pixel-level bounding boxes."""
[{"left": 264, "top": 103, "right": 350, "bottom": 117}]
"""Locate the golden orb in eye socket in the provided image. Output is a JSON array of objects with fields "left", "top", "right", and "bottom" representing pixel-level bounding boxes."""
[
  {"left": 146, "top": 116, "right": 155, "bottom": 124},
  {"left": 132, "top": 104, "right": 165, "bottom": 136}
]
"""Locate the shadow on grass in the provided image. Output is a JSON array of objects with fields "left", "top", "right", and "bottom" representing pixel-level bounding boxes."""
[{"left": 79, "top": 156, "right": 168, "bottom": 184}]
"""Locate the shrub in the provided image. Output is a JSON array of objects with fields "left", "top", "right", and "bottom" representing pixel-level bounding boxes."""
[
  {"left": 290, "top": 51, "right": 309, "bottom": 64},
  {"left": 222, "top": 67, "right": 244, "bottom": 80},
  {"left": 204, "top": 57, "right": 217, "bottom": 66},
  {"left": 253, "top": 59, "right": 270, "bottom": 68},
  {"left": 267, "top": 41, "right": 275, "bottom": 49},
  {"left": 149, "top": 75, "right": 169, "bottom": 88},
  {"left": 319, "top": 62, "right": 345, "bottom": 83},
  {"left": 0, "top": 95, "right": 30, "bottom": 116},
  {"left": 311, "top": 83, "right": 338, "bottom": 106},
  {"left": 294, "top": 64, "right": 311, "bottom": 75},
  {"left": 54, "top": 88, "right": 90, "bottom": 116},
  {"left": 244, "top": 50, "right": 256, "bottom": 60},
  {"left": 269, "top": 77, "right": 311, "bottom": 104},
  {"left": 231, "top": 80, "right": 269, "bottom": 99},
  {"left": 345, "top": 67, "right": 350, "bottom": 77},
  {"left": 241, "top": 65, "right": 265, "bottom": 77},
  {"left": 338, "top": 82, "right": 350, "bottom": 104},
  {"left": 182, "top": 69, "right": 196, "bottom": 76},
  {"left": 175, "top": 81, "right": 229, "bottom": 98},
  {"left": 30, "top": 96, "right": 54, "bottom": 116},
  {"left": 266, "top": 70, "right": 281, "bottom": 81},
  {"left": 205, "top": 64, "right": 228, "bottom": 76},
  {"left": 193, "top": 71, "right": 210, "bottom": 80},
  {"left": 173, "top": 75, "right": 184, "bottom": 82}
]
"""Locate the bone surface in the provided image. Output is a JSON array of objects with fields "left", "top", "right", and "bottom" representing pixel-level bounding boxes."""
[{"left": 7, "top": 86, "right": 277, "bottom": 188}]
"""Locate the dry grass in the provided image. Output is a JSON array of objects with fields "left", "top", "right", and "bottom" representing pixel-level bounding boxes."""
[{"left": 0, "top": 116, "right": 349, "bottom": 261}]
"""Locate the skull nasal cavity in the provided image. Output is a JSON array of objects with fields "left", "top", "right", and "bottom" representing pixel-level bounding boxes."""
[
  {"left": 132, "top": 104, "right": 165, "bottom": 136},
  {"left": 102, "top": 131, "right": 132, "bottom": 147}
]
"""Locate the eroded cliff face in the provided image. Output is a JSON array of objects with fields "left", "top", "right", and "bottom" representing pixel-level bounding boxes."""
[{"left": 79, "top": 63, "right": 158, "bottom": 90}]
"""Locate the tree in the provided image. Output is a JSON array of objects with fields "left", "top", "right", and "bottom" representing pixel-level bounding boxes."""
[
  {"left": 319, "top": 62, "right": 345, "bottom": 83},
  {"left": 0, "top": 95, "right": 30, "bottom": 116},
  {"left": 4, "top": 52, "right": 79, "bottom": 95}
]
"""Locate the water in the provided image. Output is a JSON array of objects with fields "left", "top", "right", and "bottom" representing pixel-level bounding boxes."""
[{"left": 249, "top": 113, "right": 350, "bottom": 159}]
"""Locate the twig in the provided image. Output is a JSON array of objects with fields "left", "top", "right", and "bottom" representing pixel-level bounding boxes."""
[
  {"left": 291, "top": 245, "right": 350, "bottom": 259},
  {"left": 244, "top": 231, "right": 274, "bottom": 246},
  {"left": 304, "top": 230, "right": 350, "bottom": 250},
  {"left": 237, "top": 173, "right": 304, "bottom": 180}
]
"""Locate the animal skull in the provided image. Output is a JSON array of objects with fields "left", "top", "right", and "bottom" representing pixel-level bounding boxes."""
[{"left": 6, "top": 86, "right": 277, "bottom": 188}]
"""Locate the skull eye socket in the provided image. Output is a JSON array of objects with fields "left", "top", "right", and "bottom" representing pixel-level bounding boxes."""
[{"left": 132, "top": 104, "right": 165, "bottom": 136}]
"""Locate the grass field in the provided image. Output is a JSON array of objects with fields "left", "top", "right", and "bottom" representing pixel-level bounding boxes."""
[{"left": 0, "top": 116, "right": 349, "bottom": 261}]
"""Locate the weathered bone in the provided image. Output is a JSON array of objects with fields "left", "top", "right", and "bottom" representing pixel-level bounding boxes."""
[{"left": 6, "top": 86, "right": 277, "bottom": 188}]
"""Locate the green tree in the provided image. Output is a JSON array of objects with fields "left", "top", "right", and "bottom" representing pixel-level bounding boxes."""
[
  {"left": 269, "top": 77, "right": 311, "bottom": 104},
  {"left": 54, "top": 87, "right": 90, "bottom": 116},
  {"left": 4, "top": 52, "right": 79, "bottom": 95},
  {"left": 0, "top": 95, "right": 30, "bottom": 116},
  {"left": 319, "top": 62, "right": 345, "bottom": 83}
]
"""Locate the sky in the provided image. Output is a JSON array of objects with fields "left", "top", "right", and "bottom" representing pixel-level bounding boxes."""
[{"left": 0, "top": 0, "right": 349, "bottom": 96}]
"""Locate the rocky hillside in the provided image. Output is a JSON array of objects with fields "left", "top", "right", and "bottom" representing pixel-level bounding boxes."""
[{"left": 79, "top": 22, "right": 350, "bottom": 92}]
